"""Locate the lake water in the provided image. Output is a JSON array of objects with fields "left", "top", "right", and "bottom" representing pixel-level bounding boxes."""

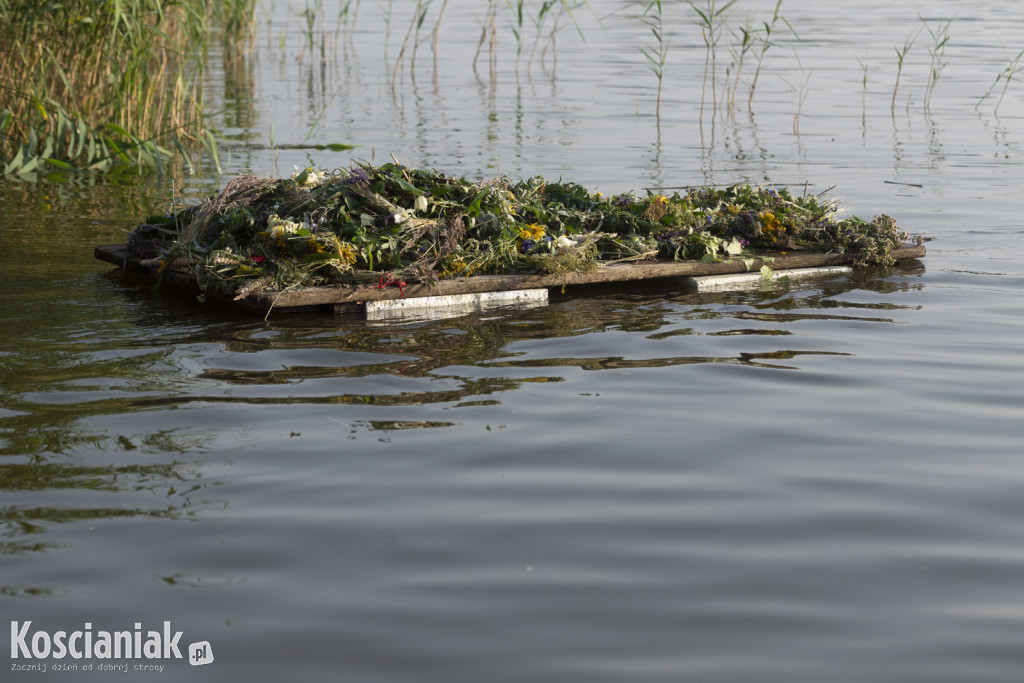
[{"left": 3, "top": 0, "right": 1024, "bottom": 680}]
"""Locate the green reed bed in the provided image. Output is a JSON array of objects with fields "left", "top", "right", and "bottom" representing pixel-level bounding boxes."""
[
  {"left": 125, "top": 164, "right": 919, "bottom": 302},
  {"left": 0, "top": 0, "right": 253, "bottom": 179}
]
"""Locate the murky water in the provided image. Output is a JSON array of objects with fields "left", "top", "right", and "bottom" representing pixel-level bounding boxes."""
[{"left": 3, "top": 1, "right": 1024, "bottom": 680}]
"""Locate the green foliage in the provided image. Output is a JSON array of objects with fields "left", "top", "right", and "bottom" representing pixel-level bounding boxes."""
[
  {"left": 127, "top": 164, "right": 921, "bottom": 301},
  {"left": 0, "top": 0, "right": 253, "bottom": 178}
]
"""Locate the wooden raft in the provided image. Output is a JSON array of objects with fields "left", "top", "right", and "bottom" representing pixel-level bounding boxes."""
[{"left": 94, "top": 243, "right": 926, "bottom": 313}]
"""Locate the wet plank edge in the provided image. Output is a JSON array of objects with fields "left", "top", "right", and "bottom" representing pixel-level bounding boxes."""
[{"left": 95, "top": 243, "right": 926, "bottom": 310}]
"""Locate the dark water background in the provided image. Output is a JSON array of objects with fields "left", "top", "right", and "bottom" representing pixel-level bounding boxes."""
[{"left": 3, "top": 1, "right": 1024, "bottom": 680}]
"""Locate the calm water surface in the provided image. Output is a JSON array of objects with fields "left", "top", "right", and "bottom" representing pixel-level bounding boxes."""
[{"left": 3, "top": 1, "right": 1024, "bottom": 680}]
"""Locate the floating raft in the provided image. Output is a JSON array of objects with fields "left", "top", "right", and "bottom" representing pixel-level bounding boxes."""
[{"left": 94, "top": 242, "right": 925, "bottom": 316}]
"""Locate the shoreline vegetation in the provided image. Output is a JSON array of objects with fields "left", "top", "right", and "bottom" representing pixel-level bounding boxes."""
[
  {"left": 125, "top": 163, "right": 920, "bottom": 302},
  {"left": 0, "top": 0, "right": 254, "bottom": 180}
]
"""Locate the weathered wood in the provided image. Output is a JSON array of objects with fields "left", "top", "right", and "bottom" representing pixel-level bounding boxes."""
[{"left": 95, "top": 242, "right": 926, "bottom": 311}]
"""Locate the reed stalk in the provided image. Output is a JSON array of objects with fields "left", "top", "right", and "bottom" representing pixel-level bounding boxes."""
[
  {"left": 781, "top": 67, "right": 812, "bottom": 135},
  {"left": 747, "top": 0, "right": 794, "bottom": 108},
  {"left": 922, "top": 14, "right": 953, "bottom": 113},
  {"left": 472, "top": 0, "right": 500, "bottom": 79},
  {"left": 977, "top": 44, "right": 1024, "bottom": 117},
  {"left": 639, "top": 0, "right": 670, "bottom": 119},
  {"left": 891, "top": 28, "right": 920, "bottom": 116},
  {"left": 689, "top": 0, "right": 737, "bottom": 120},
  {"left": 727, "top": 14, "right": 756, "bottom": 112}
]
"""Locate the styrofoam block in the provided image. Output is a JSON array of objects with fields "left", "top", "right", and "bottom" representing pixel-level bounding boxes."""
[
  {"left": 685, "top": 266, "right": 853, "bottom": 292},
  {"left": 365, "top": 288, "right": 548, "bottom": 320}
]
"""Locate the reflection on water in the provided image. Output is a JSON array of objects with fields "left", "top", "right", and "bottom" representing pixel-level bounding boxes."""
[{"left": 2, "top": 262, "right": 924, "bottom": 467}]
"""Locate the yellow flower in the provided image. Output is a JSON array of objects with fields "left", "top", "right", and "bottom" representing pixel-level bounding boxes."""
[
  {"left": 336, "top": 243, "right": 357, "bottom": 265},
  {"left": 644, "top": 195, "right": 670, "bottom": 221},
  {"left": 758, "top": 211, "right": 787, "bottom": 245},
  {"left": 518, "top": 223, "right": 546, "bottom": 240},
  {"left": 439, "top": 257, "right": 475, "bottom": 278},
  {"left": 308, "top": 238, "right": 325, "bottom": 254}
]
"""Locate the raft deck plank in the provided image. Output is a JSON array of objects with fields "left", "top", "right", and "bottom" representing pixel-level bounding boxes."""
[{"left": 94, "top": 243, "right": 926, "bottom": 311}]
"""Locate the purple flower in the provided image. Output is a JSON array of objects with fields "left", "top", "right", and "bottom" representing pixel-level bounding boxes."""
[{"left": 346, "top": 167, "right": 370, "bottom": 186}]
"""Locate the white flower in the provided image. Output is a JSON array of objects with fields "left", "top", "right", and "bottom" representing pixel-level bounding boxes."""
[
  {"left": 292, "top": 166, "right": 327, "bottom": 187},
  {"left": 414, "top": 194, "right": 428, "bottom": 212},
  {"left": 392, "top": 209, "right": 415, "bottom": 224},
  {"left": 266, "top": 213, "right": 305, "bottom": 238},
  {"left": 556, "top": 235, "right": 578, "bottom": 249},
  {"left": 724, "top": 237, "right": 744, "bottom": 256}
]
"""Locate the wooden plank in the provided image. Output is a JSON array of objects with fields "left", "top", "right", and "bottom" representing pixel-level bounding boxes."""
[{"left": 95, "top": 243, "right": 926, "bottom": 311}]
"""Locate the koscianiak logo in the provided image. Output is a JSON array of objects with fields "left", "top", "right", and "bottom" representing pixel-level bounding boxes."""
[{"left": 10, "top": 621, "right": 214, "bottom": 672}]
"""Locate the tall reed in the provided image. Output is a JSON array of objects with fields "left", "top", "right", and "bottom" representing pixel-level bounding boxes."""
[
  {"left": 0, "top": 0, "right": 250, "bottom": 176},
  {"left": 922, "top": 14, "right": 953, "bottom": 113},
  {"left": 977, "top": 45, "right": 1024, "bottom": 117},
  {"left": 639, "top": 0, "right": 670, "bottom": 119},
  {"left": 726, "top": 13, "right": 756, "bottom": 111},
  {"left": 688, "top": 0, "right": 737, "bottom": 119},
  {"left": 891, "top": 28, "right": 920, "bottom": 116},
  {"left": 747, "top": 0, "right": 794, "bottom": 107}
]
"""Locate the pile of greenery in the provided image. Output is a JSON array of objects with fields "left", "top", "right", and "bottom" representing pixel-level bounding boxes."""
[{"left": 127, "top": 162, "right": 920, "bottom": 300}]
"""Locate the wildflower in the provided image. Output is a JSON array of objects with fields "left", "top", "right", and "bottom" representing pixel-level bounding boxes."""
[
  {"left": 392, "top": 208, "right": 415, "bottom": 224},
  {"left": 556, "top": 235, "right": 578, "bottom": 249},
  {"left": 414, "top": 195, "right": 428, "bottom": 212},
  {"left": 520, "top": 238, "right": 536, "bottom": 253},
  {"left": 266, "top": 214, "right": 304, "bottom": 239},
  {"left": 644, "top": 195, "right": 670, "bottom": 221},
  {"left": 346, "top": 167, "right": 370, "bottom": 186},
  {"left": 518, "top": 223, "right": 546, "bottom": 241},
  {"left": 292, "top": 166, "right": 327, "bottom": 187},
  {"left": 336, "top": 243, "right": 357, "bottom": 265}
]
